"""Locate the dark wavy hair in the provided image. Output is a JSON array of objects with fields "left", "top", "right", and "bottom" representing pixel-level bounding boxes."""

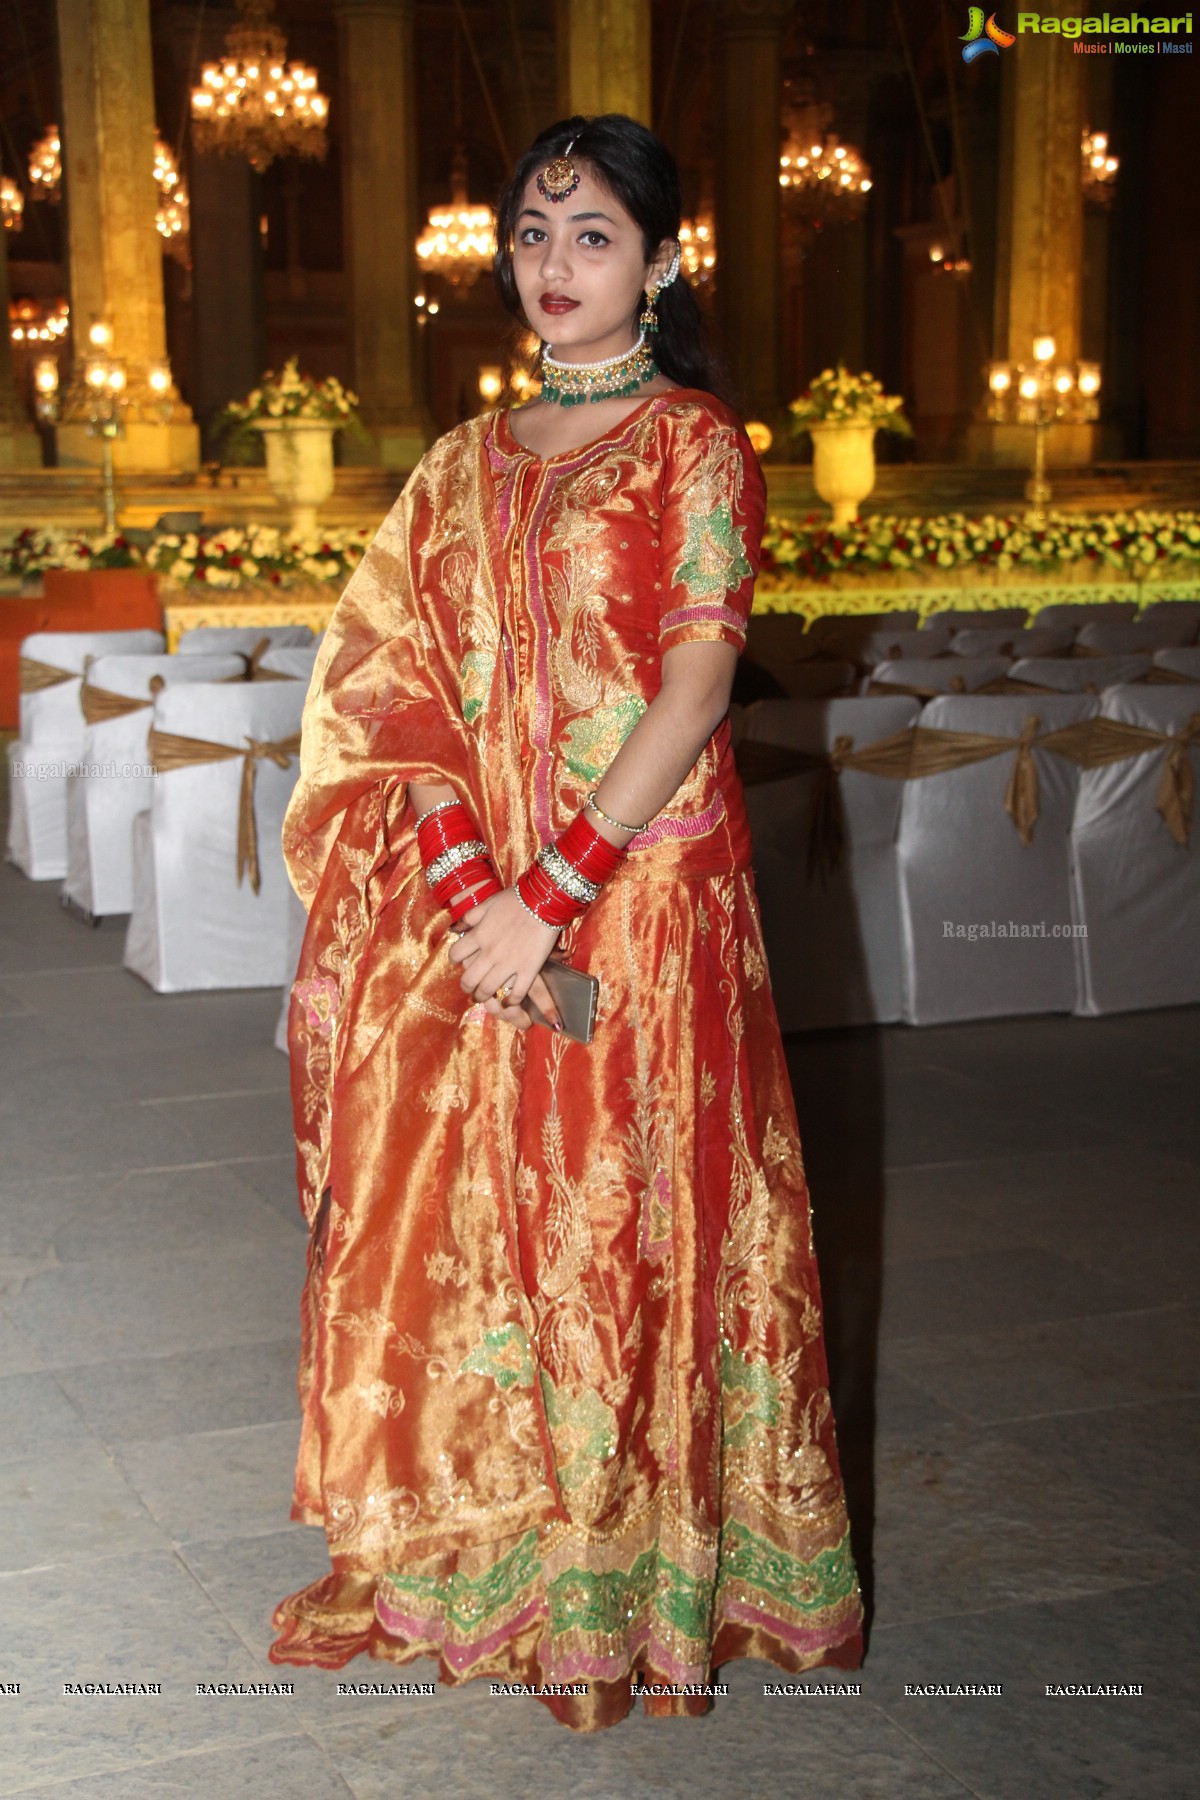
[{"left": 493, "top": 113, "right": 726, "bottom": 399}]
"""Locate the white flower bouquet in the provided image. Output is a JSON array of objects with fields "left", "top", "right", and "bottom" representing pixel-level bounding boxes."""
[{"left": 788, "top": 363, "right": 913, "bottom": 438}]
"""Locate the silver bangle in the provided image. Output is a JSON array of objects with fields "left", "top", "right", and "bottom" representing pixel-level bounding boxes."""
[
  {"left": 425, "top": 839, "right": 489, "bottom": 889},
  {"left": 537, "top": 841, "right": 602, "bottom": 904},
  {"left": 414, "top": 796, "right": 460, "bottom": 827},
  {"left": 586, "top": 790, "right": 648, "bottom": 835}
]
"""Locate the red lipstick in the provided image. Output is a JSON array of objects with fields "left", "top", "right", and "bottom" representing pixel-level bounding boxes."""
[{"left": 540, "top": 293, "right": 580, "bottom": 314}]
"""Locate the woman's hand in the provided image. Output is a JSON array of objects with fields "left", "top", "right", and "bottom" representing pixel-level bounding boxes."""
[{"left": 446, "top": 887, "right": 566, "bottom": 1031}]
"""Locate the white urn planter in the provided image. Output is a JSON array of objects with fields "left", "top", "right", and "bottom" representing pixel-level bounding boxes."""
[
  {"left": 808, "top": 421, "right": 878, "bottom": 527},
  {"left": 255, "top": 420, "right": 337, "bottom": 537}
]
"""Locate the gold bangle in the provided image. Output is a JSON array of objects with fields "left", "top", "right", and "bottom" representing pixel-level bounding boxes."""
[{"left": 585, "top": 790, "right": 649, "bottom": 835}]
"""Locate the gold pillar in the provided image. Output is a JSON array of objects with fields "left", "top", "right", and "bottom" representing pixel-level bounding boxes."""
[
  {"left": 0, "top": 225, "right": 41, "bottom": 469},
  {"left": 972, "top": 0, "right": 1094, "bottom": 466},
  {"left": 556, "top": 0, "right": 651, "bottom": 123},
  {"left": 715, "top": 0, "right": 790, "bottom": 428},
  {"left": 336, "top": 0, "right": 432, "bottom": 469},
  {"left": 54, "top": 0, "right": 198, "bottom": 472}
]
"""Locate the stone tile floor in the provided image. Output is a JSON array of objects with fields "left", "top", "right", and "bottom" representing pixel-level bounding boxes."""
[{"left": 0, "top": 779, "right": 1195, "bottom": 1797}]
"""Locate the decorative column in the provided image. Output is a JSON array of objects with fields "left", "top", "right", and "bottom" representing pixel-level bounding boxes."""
[
  {"left": 0, "top": 225, "right": 40, "bottom": 468},
  {"left": 556, "top": 0, "right": 651, "bottom": 124},
  {"left": 335, "top": 0, "right": 432, "bottom": 468},
  {"left": 54, "top": 0, "right": 199, "bottom": 471},
  {"left": 970, "top": 0, "right": 1094, "bottom": 466},
  {"left": 715, "top": 0, "right": 791, "bottom": 428}
]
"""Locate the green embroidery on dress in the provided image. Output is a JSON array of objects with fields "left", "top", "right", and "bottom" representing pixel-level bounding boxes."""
[
  {"left": 538, "top": 1369, "right": 618, "bottom": 1494},
  {"left": 560, "top": 696, "right": 647, "bottom": 782},
  {"left": 458, "top": 1322, "right": 536, "bottom": 1391},
  {"left": 458, "top": 649, "right": 496, "bottom": 724},
  {"left": 716, "top": 1520, "right": 859, "bottom": 1613},
  {"left": 719, "top": 1340, "right": 781, "bottom": 1448},
  {"left": 673, "top": 502, "right": 752, "bottom": 599},
  {"left": 382, "top": 1526, "right": 542, "bottom": 1633},
  {"left": 548, "top": 1547, "right": 713, "bottom": 1642}
]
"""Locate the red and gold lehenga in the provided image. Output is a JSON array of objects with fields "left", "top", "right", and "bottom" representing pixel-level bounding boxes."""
[{"left": 270, "top": 389, "right": 864, "bottom": 1730}]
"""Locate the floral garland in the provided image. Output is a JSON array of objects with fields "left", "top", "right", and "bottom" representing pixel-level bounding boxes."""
[
  {"left": 760, "top": 509, "right": 1200, "bottom": 586},
  {"left": 1, "top": 524, "right": 371, "bottom": 589},
  {"left": 788, "top": 363, "right": 912, "bottom": 438}
]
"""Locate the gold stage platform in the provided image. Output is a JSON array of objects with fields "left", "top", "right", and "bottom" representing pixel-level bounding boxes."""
[{"left": 1, "top": 460, "right": 1198, "bottom": 537}]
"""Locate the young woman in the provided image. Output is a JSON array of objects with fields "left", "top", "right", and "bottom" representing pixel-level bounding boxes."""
[{"left": 271, "top": 113, "right": 863, "bottom": 1732}]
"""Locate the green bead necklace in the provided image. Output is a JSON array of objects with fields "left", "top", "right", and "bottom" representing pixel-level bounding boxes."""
[{"left": 540, "top": 332, "right": 658, "bottom": 406}]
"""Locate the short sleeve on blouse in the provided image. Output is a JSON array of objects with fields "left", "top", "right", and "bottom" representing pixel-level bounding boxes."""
[{"left": 656, "top": 403, "right": 767, "bottom": 656}]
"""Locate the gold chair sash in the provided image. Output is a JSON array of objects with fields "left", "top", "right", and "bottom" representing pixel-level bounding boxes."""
[
  {"left": 243, "top": 635, "right": 298, "bottom": 681},
  {"left": 19, "top": 655, "right": 75, "bottom": 694},
  {"left": 733, "top": 707, "right": 1200, "bottom": 877},
  {"left": 147, "top": 725, "right": 303, "bottom": 894}
]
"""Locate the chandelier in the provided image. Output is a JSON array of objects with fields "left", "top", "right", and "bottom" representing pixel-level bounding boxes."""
[
  {"left": 191, "top": 0, "right": 328, "bottom": 173},
  {"left": 1, "top": 177, "right": 23, "bottom": 231},
  {"left": 9, "top": 297, "right": 70, "bottom": 347},
  {"left": 780, "top": 103, "right": 871, "bottom": 230},
  {"left": 28, "top": 125, "right": 61, "bottom": 200},
  {"left": 1082, "top": 129, "right": 1119, "bottom": 206},
  {"left": 153, "top": 138, "right": 190, "bottom": 263},
  {"left": 679, "top": 215, "right": 717, "bottom": 288},
  {"left": 416, "top": 146, "right": 496, "bottom": 289}
]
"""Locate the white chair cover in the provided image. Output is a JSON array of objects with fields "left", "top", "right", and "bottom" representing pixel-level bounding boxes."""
[
  {"left": 867, "top": 656, "right": 1011, "bottom": 695},
  {"left": 895, "top": 694, "right": 1098, "bottom": 1025},
  {"left": 274, "top": 880, "right": 309, "bottom": 1052},
  {"left": 738, "top": 695, "right": 921, "bottom": 1030},
  {"left": 1008, "top": 653, "right": 1151, "bottom": 692},
  {"left": 1032, "top": 600, "right": 1138, "bottom": 627},
  {"left": 6, "top": 629, "right": 164, "bottom": 881},
  {"left": 858, "top": 627, "right": 952, "bottom": 665},
  {"left": 63, "top": 653, "right": 245, "bottom": 917},
  {"left": 175, "top": 624, "right": 314, "bottom": 655},
  {"left": 1070, "top": 685, "right": 1200, "bottom": 1015},
  {"left": 926, "top": 606, "right": 1029, "bottom": 630},
  {"left": 1152, "top": 648, "right": 1200, "bottom": 681},
  {"left": 1076, "top": 617, "right": 1198, "bottom": 654},
  {"left": 257, "top": 645, "right": 320, "bottom": 681},
  {"left": 124, "top": 679, "right": 308, "bottom": 992},
  {"left": 1138, "top": 600, "right": 1200, "bottom": 632},
  {"left": 950, "top": 624, "right": 1074, "bottom": 659}
]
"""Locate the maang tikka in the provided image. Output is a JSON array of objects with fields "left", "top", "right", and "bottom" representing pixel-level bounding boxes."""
[
  {"left": 639, "top": 242, "right": 683, "bottom": 334},
  {"left": 536, "top": 138, "right": 580, "bottom": 204}
]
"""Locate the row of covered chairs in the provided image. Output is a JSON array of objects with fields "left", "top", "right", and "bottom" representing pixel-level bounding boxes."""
[
  {"left": 733, "top": 684, "right": 1200, "bottom": 1029},
  {"left": 7, "top": 624, "right": 320, "bottom": 994}
]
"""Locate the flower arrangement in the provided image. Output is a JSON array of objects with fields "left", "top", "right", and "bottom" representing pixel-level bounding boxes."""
[
  {"left": 759, "top": 508, "right": 1200, "bottom": 586},
  {"left": 212, "top": 357, "right": 363, "bottom": 464},
  {"left": 1, "top": 524, "right": 372, "bottom": 588},
  {"left": 788, "top": 363, "right": 913, "bottom": 438},
  {"left": 226, "top": 357, "right": 359, "bottom": 425},
  {"left": 143, "top": 525, "right": 371, "bottom": 590}
]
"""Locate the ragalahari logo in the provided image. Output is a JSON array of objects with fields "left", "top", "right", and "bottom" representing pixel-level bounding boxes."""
[{"left": 961, "top": 8, "right": 1017, "bottom": 59}]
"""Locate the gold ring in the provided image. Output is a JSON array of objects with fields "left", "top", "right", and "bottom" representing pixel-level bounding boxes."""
[{"left": 494, "top": 983, "right": 512, "bottom": 1003}]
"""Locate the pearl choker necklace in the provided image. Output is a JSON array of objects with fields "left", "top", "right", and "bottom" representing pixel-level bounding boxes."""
[{"left": 540, "top": 332, "right": 658, "bottom": 406}]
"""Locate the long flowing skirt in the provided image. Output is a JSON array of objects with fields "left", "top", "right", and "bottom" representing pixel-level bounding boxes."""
[{"left": 270, "top": 852, "right": 863, "bottom": 1731}]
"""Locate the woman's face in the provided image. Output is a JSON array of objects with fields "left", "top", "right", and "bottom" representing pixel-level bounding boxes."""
[{"left": 512, "top": 162, "right": 673, "bottom": 363}]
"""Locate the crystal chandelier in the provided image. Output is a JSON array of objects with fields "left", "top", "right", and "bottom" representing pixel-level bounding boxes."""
[
  {"left": 679, "top": 215, "right": 717, "bottom": 288},
  {"left": 28, "top": 125, "right": 61, "bottom": 200},
  {"left": 780, "top": 103, "right": 871, "bottom": 230},
  {"left": 416, "top": 146, "right": 496, "bottom": 290},
  {"left": 1081, "top": 129, "right": 1119, "bottom": 206},
  {"left": 153, "top": 138, "right": 190, "bottom": 263},
  {"left": 191, "top": 0, "right": 328, "bottom": 174},
  {"left": 1, "top": 177, "right": 23, "bottom": 231}
]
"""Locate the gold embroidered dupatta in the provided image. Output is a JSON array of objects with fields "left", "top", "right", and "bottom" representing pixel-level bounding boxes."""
[{"left": 281, "top": 418, "right": 567, "bottom": 1560}]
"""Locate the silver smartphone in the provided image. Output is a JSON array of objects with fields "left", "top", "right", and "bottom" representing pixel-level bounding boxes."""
[{"left": 449, "top": 925, "right": 599, "bottom": 1042}]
